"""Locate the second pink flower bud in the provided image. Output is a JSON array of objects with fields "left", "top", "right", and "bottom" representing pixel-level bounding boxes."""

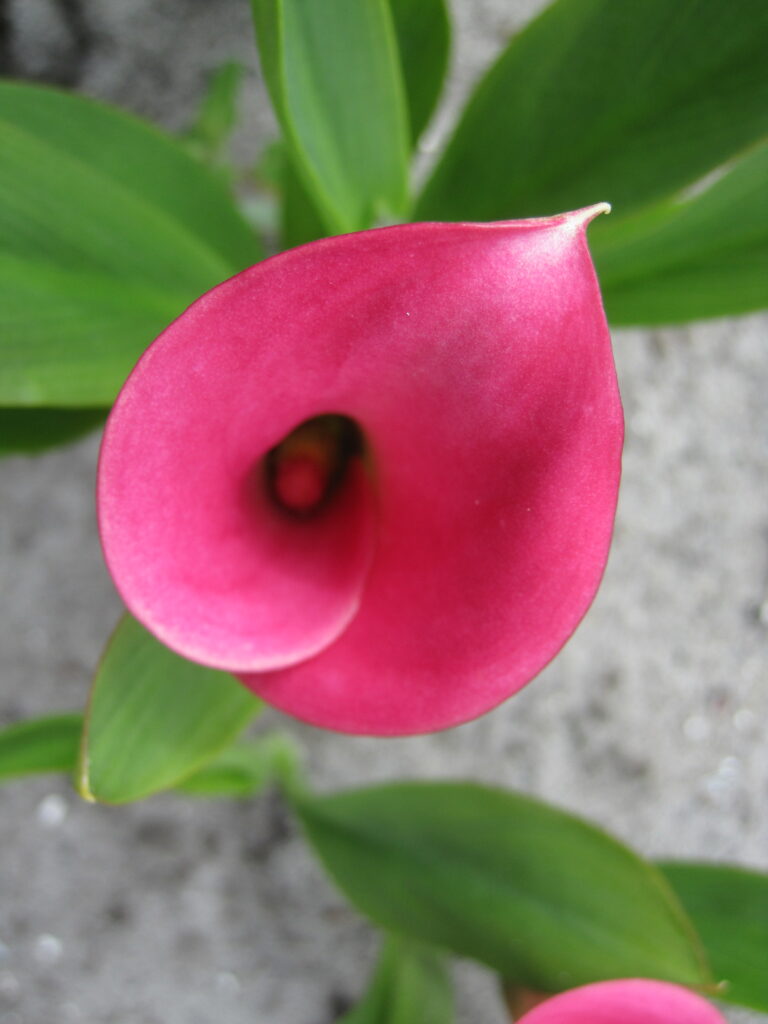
[{"left": 518, "top": 980, "right": 726, "bottom": 1023}]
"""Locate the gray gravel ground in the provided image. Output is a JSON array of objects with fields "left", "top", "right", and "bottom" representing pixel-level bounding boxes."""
[{"left": 1, "top": 2, "right": 767, "bottom": 1022}]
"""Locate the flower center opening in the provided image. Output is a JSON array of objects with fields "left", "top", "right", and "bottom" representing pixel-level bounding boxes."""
[{"left": 264, "top": 414, "right": 364, "bottom": 518}]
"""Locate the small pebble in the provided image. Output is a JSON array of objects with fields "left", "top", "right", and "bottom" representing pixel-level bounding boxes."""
[
  {"left": 0, "top": 970, "right": 20, "bottom": 1004},
  {"left": 216, "top": 970, "right": 241, "bottom": 996},
  {"left": 33, "top": 934, "right": 62, "bottom": 967},
  {"left": 683, "top": 714, "right": 710, "bottom": 742},
  {"left": 36, "top": 794, "right": 67, "bottom": 829},
  {"left": 733, "top": 708, "right": 756, "bottom": 733},
  {"left": 704, "top": 756, "right": 742, "bottom": 802},
  {"left": 718, "top": 755, "right": 741, "bottom": 778}
]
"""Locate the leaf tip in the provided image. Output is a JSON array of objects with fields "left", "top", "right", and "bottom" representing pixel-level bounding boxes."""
[
  {"left": 572, "top": 202, "right": 611, "bottom": 227},
  {"left": 75, "top": 750, "right": 97, "bottom": 803}
]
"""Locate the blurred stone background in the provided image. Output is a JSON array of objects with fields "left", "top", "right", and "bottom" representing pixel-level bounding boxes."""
[{"left": 1, "top": 1, "right": 766, "bottom": 1022}]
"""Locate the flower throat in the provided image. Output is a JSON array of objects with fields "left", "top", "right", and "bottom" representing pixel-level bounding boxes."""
[{"left": 264, "top": 414, "right": 364, "bottom": 517}]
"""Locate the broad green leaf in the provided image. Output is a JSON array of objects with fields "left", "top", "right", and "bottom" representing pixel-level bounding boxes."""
[
  {"left": 182, "top": 61, "right": 245, "bottom": 166},
  {"left": 593, "top": 143, "right": 768, "bottom": 324},
  {"left": 297, "top": 782, "right": 710, "bottom": 992},
  {"left": 660, "top": 862, "right": 768, "bottom": 1012},
  {"left": 0, "top": 255, "right": 184, "bottom": 406},
  {"left": 417, "top": 0, "right": 768, "bottom": 223},
  {"left": 176, "top": 733, "right": 302, "bottom": 799},
  {"left": 0, "top": 407, "right": 104, "bottom": 455},
  {"left": 0, "top": 712, "right": 293, "bottom": 803},
  {"left": 246, "top": 141, "right": 283, "bottom": 240},
  {"left": 389, "top": 0, "right": 451, "bottom": 143},
  {"left": 340, "top": 935, "right": 453, "bottom": 1024},
  {"left": 276, "top": 0, "right": 449, "bottom": 248},
  {"left": 0, "top": 714, "right": 81, "bottom": 781},
  {"left": 251, "top": 0, "right": 410, "bottom": 233},
  {"left": 280, "top": 148, "right": 329, "bottom": 249},
  {"left": 0, "top": 82, "right": 263, "bottom": 407},
  {"left": 78, "top": 614, "right": 262, "bottom": 804}
]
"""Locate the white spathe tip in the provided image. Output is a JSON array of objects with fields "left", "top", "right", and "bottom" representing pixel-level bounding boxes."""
[{"left": 570, "top": 202, "right": 611, "bottom": 226}]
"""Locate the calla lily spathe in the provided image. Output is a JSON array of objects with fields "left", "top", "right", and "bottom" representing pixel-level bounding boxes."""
[{"left": 98, "top": 208, "right": 623, "bottom": 734}]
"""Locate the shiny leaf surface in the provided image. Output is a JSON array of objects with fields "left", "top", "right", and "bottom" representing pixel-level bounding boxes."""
[
  {"left": 297, "top": 782, "right": 710, "bottom": 991},
  {"left": 251, "top": 0, "right": 410, "bottom": 232},
  {"left": 417, "top": 0, "right": 768, "bottom": 223},
  {"left": 0, "top": 714, "right": 81, "bottom": 781},
  {"left": 79, "top": 615, "right": 261, "bottom": 804},
  {"left": 389, "top": 0, "right": 450, "bottom": 142},
  {"left": 594, "top": 143, "right": 768, "bottom": 324},
  {"left": 340, "top": 935, "right": 453, "bottom": 1024},
  {"left": 661, "top": 862, "right": 768, "bottom": 1012},
  {"left": 0, "top": 83, "right": 262, "bottom": 407}
]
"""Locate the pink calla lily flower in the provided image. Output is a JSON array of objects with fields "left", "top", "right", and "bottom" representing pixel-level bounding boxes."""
[
  {"left": 517, "top": 980, "right": 726, "bottom": 1023},
  {"left": 98, "top": 208, "right": 623, "bottom": 734}
]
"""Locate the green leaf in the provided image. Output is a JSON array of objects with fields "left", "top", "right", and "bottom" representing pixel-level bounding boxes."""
[
  {"left": 660, "top": 862, "right": 768, "bottom": 1013},
  {"left": 251, "top": 0, "right": 410, "bottom": 233},
  {"left": 296, "top": 782, "right": 711, "bottom": 992},
  {"left": 0, "top": 407, "right": 105, "bottom": 455},
  {"left": 78, "top": 614, "right": 262, "bottom": 804},
  {"left": 280, "top": 148, "right": 330, "bottom": 249},
  {"left": 0, "top": 713, "right": 297, "bottom": 804},
  {"left": 176, "top": 733, "right": 302, "bottom": 799},
  {"left": 0, "top": 255, "right": 186, "bottom": 407},
  {"left": 275, "top": 0, "right": 449, "bottom": 249},
  {"left": 388, "top": 0, "right": 451, "bottom": 143},
  {"left": 593, "top": 143, "right": 768, "bottom": 324},
  {"left": 340, "top": 935, "right": 453, "bottom": 1024},
  {"left": 0, "top": 82, "right": 263, "bottom": 407},
  {"left": 0, "top": 714, "right": 82, "bottom": 781},
  {"left": 416, "top": 0, "right": 768, "bottom": 222},
  {"left": 182, "top": 61, "right": 245, "bottom": 165}
]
